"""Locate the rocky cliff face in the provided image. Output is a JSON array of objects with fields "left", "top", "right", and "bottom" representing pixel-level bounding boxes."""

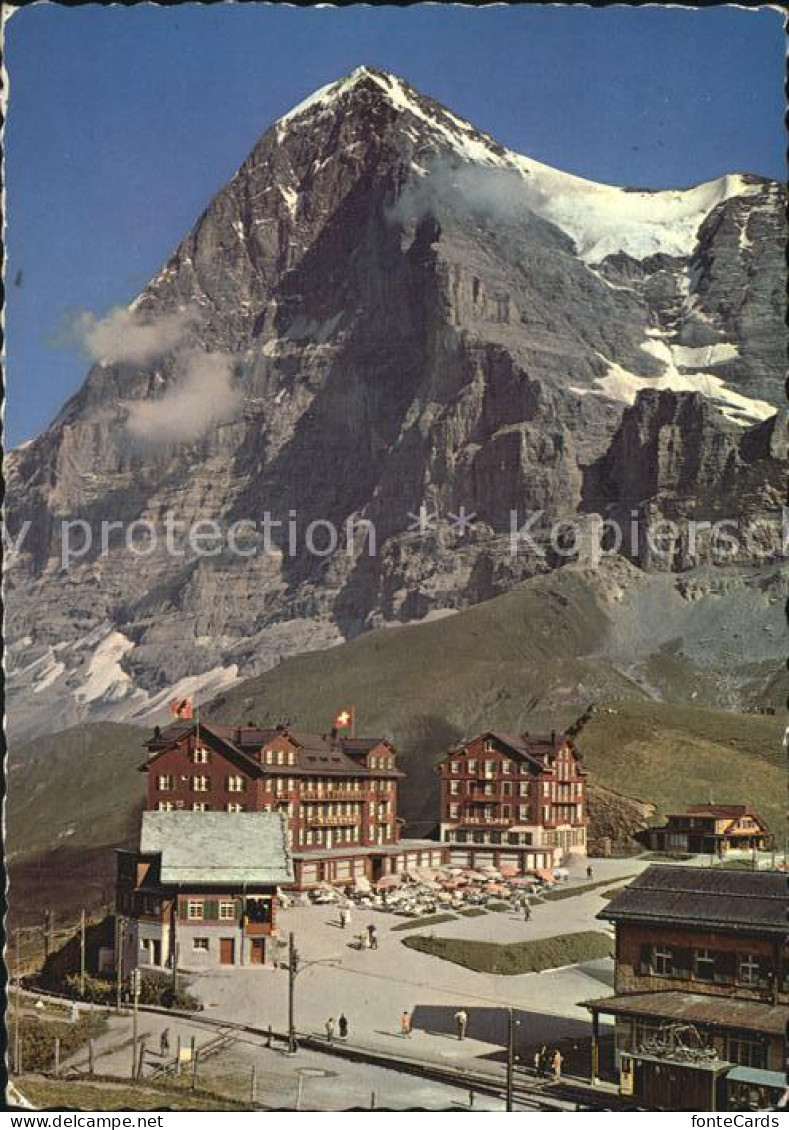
[{"left": 5, "top": 67, "right": 785, "bottom": 741}]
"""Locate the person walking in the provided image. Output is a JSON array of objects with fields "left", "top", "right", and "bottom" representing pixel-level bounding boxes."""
[
  {"left": 325, "top": 1017, "right": 335, "bottom": 1045},
  {"left": 401, "top": 1010, "right": 412, "bottom": 1038},
  {"left": 551, "top": 1048, "right": 564, "bottom": 1080},
  {"left": 344, "top": 904, "right": 352, "bottom": 927},
  {"left": 339, "top": 908, "right": 347, "bottom": 929},
  {"left": 537, "top": 1044, "right": 548, "bottom": 1077},
  {"left": 586, "top": 865, "right": 593, "bottom": 881},
  {"left": 454, "top": 1008, "right": 469, "bottom": 1041},
  {"left": 368, "top": 924, "right": 378, "bottom": 950},
  {"left": 160, "top": 1028, "right": 170, "bottom": 1057},
  {"left": 338, "top": 1014, "right": 348, "bottom": 1041},
  {"left": 523, "top": 902, "right": 531, "bottom": 922},
  {"left": 532, "top": 1047, "right": 541, "bottom": 1075}
]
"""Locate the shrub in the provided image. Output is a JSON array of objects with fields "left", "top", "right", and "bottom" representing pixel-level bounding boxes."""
[
  {"left": 13, "top": 1012, "right": 108, "bottom": 1073},
  {"left": 64, "top": 973, "right": 115, "bottom": 1005}
]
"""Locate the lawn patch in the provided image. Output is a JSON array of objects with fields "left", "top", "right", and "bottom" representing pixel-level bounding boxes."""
[
  {"left": 640, "top": 852, "right": 694, "bottom": 862},
  {"left": 20, "top": 1075, "right": 251, "bottom": 1112},
  {"left": 714, "top": 858, "right": 759, "bottom": 870},
  {"left": 390, "top": 913, "right": 457, "bottom": 932},
  {"left": 485, "top": 901, "right": 512, "bottom": 912},
  {"left": 539, "top": 876, "right": 636, "bottom": 901},
  {"left": 402, "top": 930, "right": 613, "bottom": 974},
  {"left": 458, "top": 908, "right": 487, "bottom": 918}
]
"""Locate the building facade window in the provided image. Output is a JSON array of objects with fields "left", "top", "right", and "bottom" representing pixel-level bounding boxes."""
[
  {"left": 218, "top": 901, "right": 235, "bottom": 920},
  {"left": 156, "top": 801, "right": 176, "bottom": 812},
  {"left": 191, "top": 747, "right": 210, "bottom": 764},
  {"left": 727, "top": 1037, "right": 767, "bottom": 1069},
  {"left": 739, "top": 954, "right": 761, "bottom": 985},
  {"left": 226, "top": 803, "right": 245, "bottom": 813},
  {"left": 192, "top": 802, "right": 210, "bottom": 812},
  {"left": 193, "top": 938, "right": 209, "bottom": 951},
  {"left": 156, "top": 775, "right": 174, "bottom": 791},
  {"left": 694, "top": 949, "right": 715, "bottom": 982},
  {"left": 191, "top": 776, "right": 211, "bottom": 792},
  {"left": 226, "top": 775, "right": 246, "bottom": 792},
  {"left": 187, "top": 900, "right": 204, "bottom": 920},
  {"left": 653, "top": 946, "right": 673, "bottom": 976}
]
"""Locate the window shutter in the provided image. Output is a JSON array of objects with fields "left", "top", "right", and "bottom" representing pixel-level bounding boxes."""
[
  {"left": 715, "top": 951, "right": 737, "bottom": 983},
  {"left": 204, "top": 899, "right": 219, "bottom": 921},
  {"left": 674, "top": 948, "right": 693, "bottom": 981},
  {"left": 638, "top": 943, "right": 651, "bottom": 975}
]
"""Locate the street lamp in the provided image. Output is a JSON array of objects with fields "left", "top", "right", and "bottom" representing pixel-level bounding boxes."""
[
  {"left": 506, "top": 1007, "right": 521, "bottom": 1111},
  {"left": 286, "top": 932, "right": 339, "bottom": 1055}
]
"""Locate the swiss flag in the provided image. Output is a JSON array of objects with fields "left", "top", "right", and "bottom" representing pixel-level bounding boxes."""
[
  {"left": 169, "top": 697, "right": 193, "bottom": 720},
  {"left": 333, "top": 707, "right": 354, "bottom": 730}
]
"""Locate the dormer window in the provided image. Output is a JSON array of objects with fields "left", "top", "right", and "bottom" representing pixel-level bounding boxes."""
[
  {"left": 191, "top": 747, "right": 210, "bottom": 764},
  {"left": 484, "top": 740, "right": 494, "bottom": 752}
]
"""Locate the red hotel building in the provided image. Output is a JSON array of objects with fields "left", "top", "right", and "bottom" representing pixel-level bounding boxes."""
[
  {"left": 436, "top": 730, "right": 589, "bottom": 872},
  {"left": 142, "top": 720, "right": 445, "bottom": 887}
]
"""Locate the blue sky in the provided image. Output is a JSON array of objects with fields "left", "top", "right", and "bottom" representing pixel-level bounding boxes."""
[{"left": 5, "top": 4, "right": 785, "bottom": 446}]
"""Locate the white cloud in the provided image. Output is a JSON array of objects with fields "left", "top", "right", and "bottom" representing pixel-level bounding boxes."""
[
  {"left": 123, "top": 349, "right": 241, "bottom": 445},
  {"left": 61, "top": 305, "right": 199, "bottom": 366}
]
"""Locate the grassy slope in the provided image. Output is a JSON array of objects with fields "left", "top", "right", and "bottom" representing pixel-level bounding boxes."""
[
  {"left": 570, "top": 701, "right": 786, "bottom": 833},
  {"left": 7, "top": 721, "right": 147, "bottom": 861},
  {"left": 206, "top": 568, "right": 644, "bottom": 820},
  {"left": 7, "top": 722, "right": 147, "bottom": 931}
]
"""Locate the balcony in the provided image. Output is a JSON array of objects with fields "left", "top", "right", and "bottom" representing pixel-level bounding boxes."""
[
  {"left": 300, "top": 789, "right": 362, "bottom": 802},
  {"left": 306, "top": 814, "right": 361, "bottom": 828},
  {"left": 455, "top": 815, "right": 512, "bottom": 827}
]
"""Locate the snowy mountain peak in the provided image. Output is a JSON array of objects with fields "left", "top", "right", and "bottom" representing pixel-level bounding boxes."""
[{"left": 275, "top": 65, "right": 506, "bottom": 162}]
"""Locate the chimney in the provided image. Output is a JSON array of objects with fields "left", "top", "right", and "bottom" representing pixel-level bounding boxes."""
[
  {"left": 330, "top": 727, "right": 339, "bottom": 742},
  {"left": 276, "top": 723, "right": 285, "bottom": 732}
]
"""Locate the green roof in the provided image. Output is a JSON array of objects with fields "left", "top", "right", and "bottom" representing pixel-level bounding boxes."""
[{"left": 140, "top": 811, "right": 293, "bottom": 886}]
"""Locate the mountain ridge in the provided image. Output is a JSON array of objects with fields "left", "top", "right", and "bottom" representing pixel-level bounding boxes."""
[{"left": 5, "top": 66, "right": 785, "bottom": 742}]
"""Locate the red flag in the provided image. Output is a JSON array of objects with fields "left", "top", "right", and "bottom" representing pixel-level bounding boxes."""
[
  {"left": 169, "top": 697, "right": 193, "bottom": 720},
  {"left": 333, "top": 707, "right": 354, "bottom": 731}
]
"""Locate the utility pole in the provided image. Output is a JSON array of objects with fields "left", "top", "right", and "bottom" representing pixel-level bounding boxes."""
[
  {"left": 172, "top": 943, "right": 179, "bottom": 996},
  {"left": 506, "top": 1007, "right": 515, "bottom": 1112},
  {"left": 285, "top": 934, "right": 336, "bottom": 1058},
  {"left": 288, "top": 932, "right": 298, "bottom": 1054},
  {"left": 14, "top": 927, "right": 21, "bottom": 1076},
  {"left": 80, "top": 910, "right": 86, "bottom": 997},
  {"left": 116, "top": 917, "right": 125, "bottom": 1012},
  {"left": 131, "top": 968, "right": 141, "bottom": 1079},
  {"left": 43, "top": 910, "right": 52, "bottom": 961}
]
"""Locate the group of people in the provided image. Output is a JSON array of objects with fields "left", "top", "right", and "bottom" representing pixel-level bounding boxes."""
[
  {"left": 325, "top": 1014, "right": 349, "bottom": 1043},
  {"left": 338, "top": 907, "right": 378, "bottom": 950},
  {"left": 533, "top": 1044, "right": 564, "bottom": 1080}
]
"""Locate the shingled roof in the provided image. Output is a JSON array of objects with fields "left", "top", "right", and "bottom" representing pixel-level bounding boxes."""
[
  {"left": 143, "top": 721, "right": 402, "bottom": 777},
  {"left": 599, "top": 865, "right": 789, "bottom": 936},
  {"left": 582, "top": 990, "right": 789, "bottom": 1037},
  {"left": 442, "top": 730, "right": 579, "bottom": 771},
  {"left": 140, "top": 811, "right": 293, "bottom": 886}
]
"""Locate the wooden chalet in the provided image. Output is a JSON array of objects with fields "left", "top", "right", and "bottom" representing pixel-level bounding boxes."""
[{"left": 583, "top": 866, "right": 789, "bottom": 1111}]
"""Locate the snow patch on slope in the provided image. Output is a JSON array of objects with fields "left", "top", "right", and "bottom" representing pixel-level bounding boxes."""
[
  {"left": 76, "top": 629, "right": 137, "bottom": 705},
  {"left": 274, "top": 66, "right": 763, "bottom": 267},
  {"left": 572, "top": 346, "right": 776, "bottom": 426}
]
